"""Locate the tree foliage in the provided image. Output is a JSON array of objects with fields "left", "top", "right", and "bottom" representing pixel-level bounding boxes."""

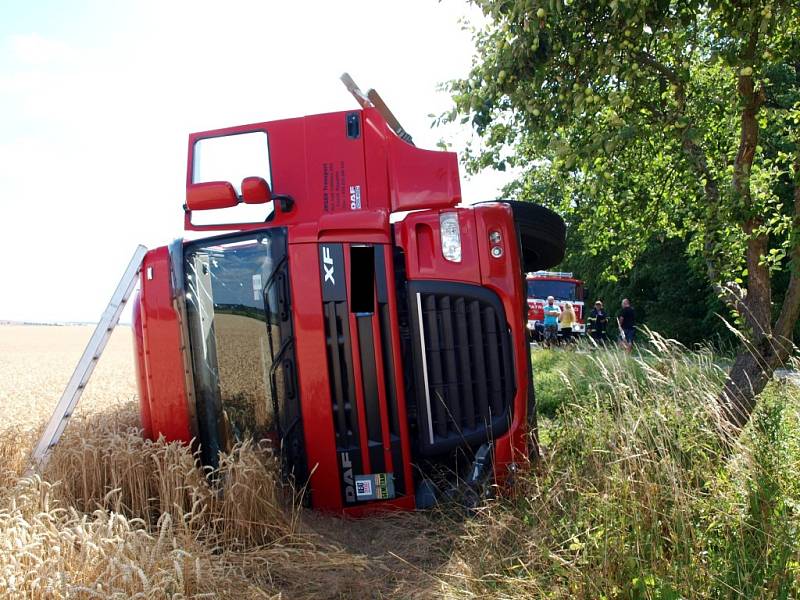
[
  {"left": 445, "top": 0, "right": 800, "bottom": 427},
  {"left": 566, "top": 231, "right": 733, "bottom": 346}
]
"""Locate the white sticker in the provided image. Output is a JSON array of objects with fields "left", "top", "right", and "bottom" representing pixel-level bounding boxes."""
[
  {"left": 349, "top": 185, "right": 362, "bottom": 210},
  {"left": 252, "top": 274, "right": 262, "bottom": 301},
  {"left": 355, "top": 478, "right": 373, "bottom": 497}
]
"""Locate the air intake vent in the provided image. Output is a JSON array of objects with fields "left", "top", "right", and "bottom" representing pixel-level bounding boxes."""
[
  {"left": 408, "top": 281, "right": 515, "bottom": 456},
  {"left": 323, "top": 300, "right": 359, "bottom": 450}
]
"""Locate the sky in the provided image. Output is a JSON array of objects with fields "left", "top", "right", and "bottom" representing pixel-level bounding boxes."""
[{"left": 0, "top": 0, "right": 515, "bottom": 323}]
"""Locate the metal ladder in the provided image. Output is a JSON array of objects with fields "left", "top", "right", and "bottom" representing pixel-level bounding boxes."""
[{"left": 27, "top": 245, "right": 148, "bottom": 474}]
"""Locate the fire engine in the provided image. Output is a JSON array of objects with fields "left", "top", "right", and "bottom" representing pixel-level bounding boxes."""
[
  {"left": 526, "top": 271, "right": 586, "bottom": 339},
  {"left": 129, "top": 77, "right": 566, "bottom": 514}
]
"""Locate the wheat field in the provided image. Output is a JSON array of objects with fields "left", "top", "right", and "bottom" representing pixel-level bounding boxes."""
[
  {"left": 0, "top": 325, "right": 451, "bottom": 599},
  {"left": 0, "top": 325, "right": 137, "bottom": 427}
]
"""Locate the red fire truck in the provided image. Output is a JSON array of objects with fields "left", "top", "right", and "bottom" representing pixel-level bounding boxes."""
[
  {"left": 526, "top": 271, "right": 586, "bottom": 340},
  {"left": 131, "top": 79, "right": 565, "bottom": 514}
]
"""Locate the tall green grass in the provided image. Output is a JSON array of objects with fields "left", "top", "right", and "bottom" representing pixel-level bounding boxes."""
[{"left": 443, "top": 335, "right": 800, "bottom": 598}]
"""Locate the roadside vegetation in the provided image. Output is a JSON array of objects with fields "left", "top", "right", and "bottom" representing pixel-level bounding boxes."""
[{"left": 443, "top": 336, "right": 800, "bottom": 598}]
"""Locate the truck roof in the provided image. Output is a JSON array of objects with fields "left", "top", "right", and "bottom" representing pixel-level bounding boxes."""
[{"left": 526, "top": 271, "right": 583, "bottom": 285}]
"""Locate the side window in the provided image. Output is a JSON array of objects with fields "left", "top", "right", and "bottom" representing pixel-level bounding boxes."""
[
  {"left": 191, "top": 131, "right": 273, "bottom": 225},
  {"left": 193, "top": 131, "right": 271, "bottom": 193}
]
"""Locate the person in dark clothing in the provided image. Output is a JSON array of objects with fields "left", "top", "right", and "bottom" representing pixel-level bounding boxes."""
[
  {"left": 617, "top": 298, "right": 636, "bottom": 352},
  {"left": 587, "top": 300, "right": 608, "bottom": 344}
]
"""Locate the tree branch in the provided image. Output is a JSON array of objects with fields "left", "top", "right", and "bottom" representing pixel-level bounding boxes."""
[
  {"left": 634, "top": 50, "right": 688, "bottom": 113},
  {"left": 634, "top": 51, "right": 681, "bottom": 86},
  {"left": 678, "top": 133, "right": 743, "bottom": 307}
]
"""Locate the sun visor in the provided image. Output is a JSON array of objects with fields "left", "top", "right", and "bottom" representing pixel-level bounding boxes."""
[{"left": 383, "top": 120, "right": 461, "bottom": 213}]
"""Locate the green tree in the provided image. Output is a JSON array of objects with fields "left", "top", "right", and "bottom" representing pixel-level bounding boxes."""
[
  {"left": 445, "top": 0, "right": 800, "bottom": 430},
  {"left": 565, "top": 231, "right": 733, "bottom": 346}
]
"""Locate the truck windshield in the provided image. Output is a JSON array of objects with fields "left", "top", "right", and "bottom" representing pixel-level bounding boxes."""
[
  {"left": 183, "top": 229, "right": 294, "bottom": 466},
  {"left": 528, "top": 280, "right": 578, "bottom": 301}
]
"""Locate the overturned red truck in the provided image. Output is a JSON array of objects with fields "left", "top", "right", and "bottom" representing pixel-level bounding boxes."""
[{"left": 131, "top": 80, "right": 565, "bottom": 515}]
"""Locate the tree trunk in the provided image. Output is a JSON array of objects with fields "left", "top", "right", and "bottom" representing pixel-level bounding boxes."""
[
  {"left": 709, "top": 50, "right": 800, "bottom": 432},
  {"left": 718, "top": 140, "right": 800, "bottom": 433},
  {"left": 720, "top": 350, "right": 771, "bottom": 430},
  {"left": 719, "top": 334, "right": 796, "bottom": 430},
  {"left": 732, "top": 73, "right": 771, "bottom": 343}
]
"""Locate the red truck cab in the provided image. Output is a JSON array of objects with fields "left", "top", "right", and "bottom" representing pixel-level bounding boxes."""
[{"left": 131, "top": 88, "right": 565, "bottom": 515}]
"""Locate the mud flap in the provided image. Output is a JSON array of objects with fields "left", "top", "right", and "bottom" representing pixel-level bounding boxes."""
[
  {"left": 413, "top": 443, "right": 495, "bottom": 511},
  {"left": 526, "top": 341, "right": 541, "bottom": 462},
  {"left": 462, "top": 442, "right": 495, "bottom": 512}
]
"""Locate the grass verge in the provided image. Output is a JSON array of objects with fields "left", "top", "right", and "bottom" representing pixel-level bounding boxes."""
[{"left": 440, "top": 336, "right": 800, "bottom": 598}]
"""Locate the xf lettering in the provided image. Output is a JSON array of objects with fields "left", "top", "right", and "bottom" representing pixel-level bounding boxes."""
[{"left": 322, "top": 246, "right": 335, "bottom": 285}]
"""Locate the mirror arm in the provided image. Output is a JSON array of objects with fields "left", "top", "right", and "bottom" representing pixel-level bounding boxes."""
[{"left": 272, "top": 194, "right": 294, "bottom": 214}]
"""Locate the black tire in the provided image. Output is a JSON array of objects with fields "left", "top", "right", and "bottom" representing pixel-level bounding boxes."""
[{"left": 504, "top": 201, "right": 566, "bottom": 272}]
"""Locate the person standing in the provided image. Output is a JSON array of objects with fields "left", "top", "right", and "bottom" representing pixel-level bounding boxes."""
[
  {"left": 617, "top": 298, "right": 636, "bottom": 352},
  {"left": 587, "top": 300, "right": 608, "bottom": 344},
  {"left": 559, "top": 302, "right": 577, "bottom": 344},
  {"left": 542, "top": 295, "right": 561, "bottom": 348}
]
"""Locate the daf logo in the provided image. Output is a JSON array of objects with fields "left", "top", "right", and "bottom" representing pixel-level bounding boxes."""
[
  {"left": 340, "top": 451, "right": 355, "bottom": 502},
  {"left": 322, "top": 246, "right": 335, "bottom": 285}
]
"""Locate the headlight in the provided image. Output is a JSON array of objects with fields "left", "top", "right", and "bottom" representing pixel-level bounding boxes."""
[{"left": 440, "top": 212, "right": 462, "bottom": 262}]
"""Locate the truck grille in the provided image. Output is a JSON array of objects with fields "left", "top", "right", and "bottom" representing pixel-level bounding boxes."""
[
  {"left": 409, "top": 282, "right": 515, "bottom": 456},
  {"left": 323, "top": 300, "right": 360, "bottom": 450},
  {"left": 319, "top": 243, "right": 407, "bottom": 505}
]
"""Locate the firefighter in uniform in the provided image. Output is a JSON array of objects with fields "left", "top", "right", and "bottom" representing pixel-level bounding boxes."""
[{"left": 587, "top": 300, "right": 608, "bottom": 344}]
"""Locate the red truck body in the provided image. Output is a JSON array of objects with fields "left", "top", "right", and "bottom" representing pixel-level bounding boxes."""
[{"left": 132, "top": 105, "right": 539, "bottom": 515}]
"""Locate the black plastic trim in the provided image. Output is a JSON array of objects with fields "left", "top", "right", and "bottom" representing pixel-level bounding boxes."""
[{"left": 357, "top": 315, "right": 385, "bottom": 473}]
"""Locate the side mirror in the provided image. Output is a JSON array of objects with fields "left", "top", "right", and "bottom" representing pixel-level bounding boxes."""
[
  {"left": 186, "top": 181, "right": 238, "bottom": 211},
  {"left": 241, "top": 176, "right": 271, "bottom": 204}
]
